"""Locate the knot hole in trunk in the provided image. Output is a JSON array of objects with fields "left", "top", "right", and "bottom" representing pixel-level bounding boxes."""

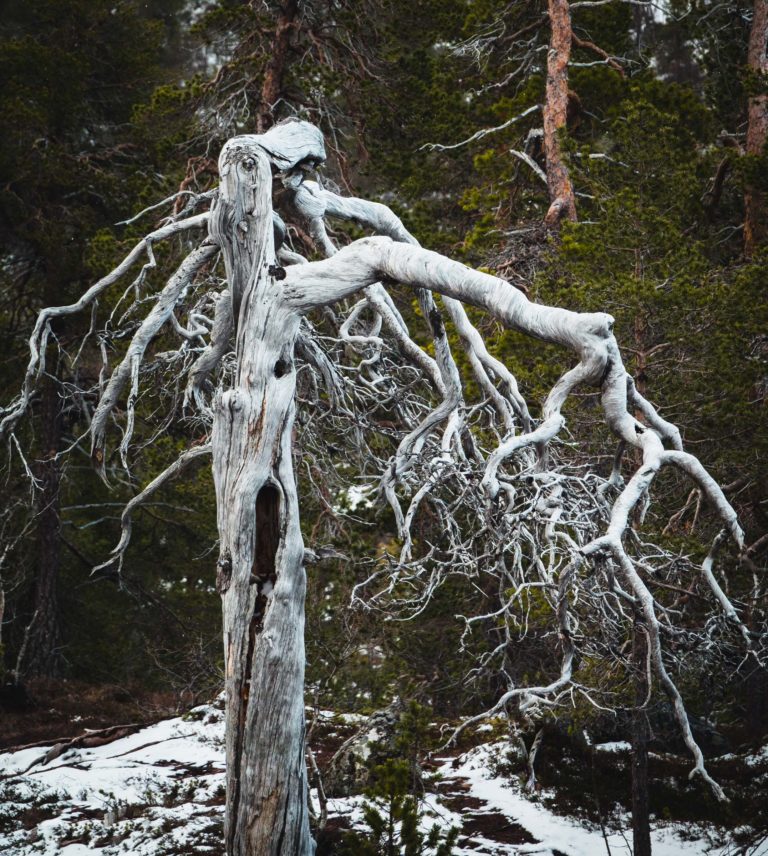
[
  {"left": 274, "top": 357, "right": 292, "bottom": 378},
  {"left": 274, "top": 342, "right": 294, "bottom": 378},
  {"left": 253, "top": 483, "right": 281, "bottom": 588}
]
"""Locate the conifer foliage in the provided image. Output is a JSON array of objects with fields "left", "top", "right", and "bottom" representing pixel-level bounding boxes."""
[{"left": 0, "top": 2, "right": 766, "bottom": 855}]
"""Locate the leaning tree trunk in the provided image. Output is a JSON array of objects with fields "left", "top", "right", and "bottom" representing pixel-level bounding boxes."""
[
  {"left": 745, "top": 0, "right": 768, "bottom": 256},
  {"left": 210, "top": 143, "right": 312, "bottom": 854}
]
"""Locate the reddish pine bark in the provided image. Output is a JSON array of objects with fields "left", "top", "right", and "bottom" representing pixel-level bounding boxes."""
[
  {"left": 543, "top": 0, "right": 577, "bottom": 225},
  {"left": 256, "top": 0, "right": 299, "bottom": 133},
  {"left": 745, "top": 0, "right": 768, "bottom": 256}
]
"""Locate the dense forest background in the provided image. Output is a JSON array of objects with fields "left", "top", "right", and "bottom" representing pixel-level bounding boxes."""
[{"left": 0, "top": 0, "right": 766, "bottom": 844}]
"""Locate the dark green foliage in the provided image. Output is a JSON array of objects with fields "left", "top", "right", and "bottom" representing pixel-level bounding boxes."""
[
  {"left": 0, "top": 0, "right": 765, "bottom": 794},
  {"left": 0, "top": 0, "right": 187, "bottom": 277},
  {"left": 0, "top": 0, "right": 219, "bottom": 690},
  {"left": 338, "top": 757, "right": 458, "bottom": 856},
  {"left": 337, "top": 712, "right": 459, "bottom": 856}
]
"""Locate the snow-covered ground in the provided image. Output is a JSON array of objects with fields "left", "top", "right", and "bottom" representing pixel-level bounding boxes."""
[
  {"left": 0, "top": 701, "right": 739, "bottom": 855},
  {"left": 0, "top": 706, "right": 227, "bottom": 856},
  {"left": 431, "top": 743, "right": 723, "bottom": 856}
]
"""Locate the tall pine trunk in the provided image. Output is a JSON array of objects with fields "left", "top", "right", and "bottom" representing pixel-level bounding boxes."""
[
  {"left": 745, "top": 0, "right": 768, "bottom": 256},
  {"left": 631, "top": 618, "right": 651, "bottom": 856},
  {"left": 255, "top": 0, "right": 299, "bottom": 133},
  {"left": 210, "top": 141, "right": 313, "bottom": 855},
  {"left": 16, "top": 373, "right": 63, "bottom": 680},
  {"left": 544, "top": 0, "right": 577, "bottom": 225}
]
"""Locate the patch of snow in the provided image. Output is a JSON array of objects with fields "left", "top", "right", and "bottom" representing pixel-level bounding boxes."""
[
  {"left": 594, "top": 740, "right": 631, "bottom": 753},
  {"left": 337, "top": 483, "right": 375, "bottom": 512},
  {"left": 434, "top": 742, "right": 724, "bottom": 856},
  {"left": 311, "top": 708, "right": 367, "bottom": 725},
  {"left": 0, "top": 704, "right": 225, "bottom": 856},
  {"left": 0, "top": 712, "right": 737, "bottom": 855}
]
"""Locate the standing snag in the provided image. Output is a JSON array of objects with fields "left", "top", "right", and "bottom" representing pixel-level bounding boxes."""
[{"left": 0, "top": 118, "right": 755, "bottom": 852}]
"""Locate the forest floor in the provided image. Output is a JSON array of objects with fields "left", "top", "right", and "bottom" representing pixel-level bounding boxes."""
[
  {"left": 0, "top": 692, "right": 765, "bottom": 855},
  {"left": 0, "top": 679, "right": 188, "bottom": 750}
]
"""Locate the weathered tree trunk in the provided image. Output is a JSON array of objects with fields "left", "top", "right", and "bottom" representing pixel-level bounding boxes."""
[
  {"left": 631, "top": 618, "right": 652, "bottom": 856},
  {"left": 1, "top": 111, "right": 747, "bottom": 847},
  {"left": 544, "top": 0, "right": 577, "bottom": 225},
  {"left": 210, "top": 140, "right": 312, "bottom": 854},
  {"left": 255, "top": 0, "right": 299, "bottom": 133},
  {"left": 745, "top": 0, "right": 768, "bottom": 256},
  {"left": 16, "top": 374, "right": 63, "bottom": 679}
]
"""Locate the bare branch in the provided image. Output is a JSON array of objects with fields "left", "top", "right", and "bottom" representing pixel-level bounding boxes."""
[
  {"left": 421, "top": 104, "right": 541, "bottom": 152},
  {"left": 92, "top": 443, "right": 212, "bottom": 577},
  {"left": 90, "top": 242, "right": 218, "bottom": 471},
  {"left": 0, "top": 213, "right": 210, "bottom": 442}
]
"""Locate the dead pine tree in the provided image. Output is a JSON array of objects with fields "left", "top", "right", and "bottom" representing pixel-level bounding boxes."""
[{"left": 0, "top": 119, "right": 760, "bottom": 854}]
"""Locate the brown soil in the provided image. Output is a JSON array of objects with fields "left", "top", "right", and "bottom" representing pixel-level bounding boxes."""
[
  {"left": 0, "top": 678, "right": 184, "bottom": 750},
  {"left": 459, "top": 811, "right": 538, "bottom": 845},
  {"left": 440, "top": 794, "right": 485, "bottom": 812},
  {"left": 308, "top": 715, "right": 358, "bottom": 770}
]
